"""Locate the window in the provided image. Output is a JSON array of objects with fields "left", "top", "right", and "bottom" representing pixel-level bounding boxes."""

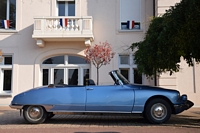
[
  {"left": 57, "top": 0, "right": 75, "bottom": 16},
  {"left": 119, "top": 55, "right": 142, "bottom": 84},
  {"left": 134, "top": 69, "right": 142, "bottom": 84},
  {"left": 0, "top": 56, "right": 13, "bottom": 94},
  {"left": 0, "top": 0, "right": 16, "bottom": 30},
  {"left": 119, "top": 55, "right": 129, "bottom": 64},
  {"left": 68, "top": 56, "right": 88, "bottom": 64},
  {"left": 43, "top": 56, "right": 64, "bottom": 64},
  {"left": 41, "top": 55, "right": 90, "bottom": 86},
  {"left": 83, "top": 69, "right": 89, "bottom": 86},
  {"left": 42, "top": 69, "right": 49, "bottom": 85},
  {"left": 120, "top": 0, "right": 141, "bottom": 30},
  {"left": 120, "top": 69, "right": 129, "bottom": 80}
]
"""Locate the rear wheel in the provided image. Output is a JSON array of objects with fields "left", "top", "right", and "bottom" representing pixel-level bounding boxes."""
[
  {"left": 145, "top": 98, "right": 172, "bottom": 124},
  {"left": 23, "top": 105, "right": 47, "bottom": 124}
]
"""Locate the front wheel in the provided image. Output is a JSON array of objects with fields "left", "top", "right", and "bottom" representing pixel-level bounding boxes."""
[
  {"left": 23, "top": 106, "right": 47, "bottom": 124},
  {"left": 145, "top": 98, "right": 172, "bottom": 124}
]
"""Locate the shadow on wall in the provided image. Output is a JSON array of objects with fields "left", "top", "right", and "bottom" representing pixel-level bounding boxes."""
[{"left": 0, "top": 24, "right": 38, "bottom": 65}]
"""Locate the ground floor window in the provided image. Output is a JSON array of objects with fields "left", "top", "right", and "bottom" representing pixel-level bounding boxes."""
[
  {"left": 0, "top": 55, "right": 12, "bottom": 93},
  {"left": 119, "top": 54, "right": 142, "bottom": 84},
  {"left": 41, "top": 55, "right": 90, "bottom": 85}
]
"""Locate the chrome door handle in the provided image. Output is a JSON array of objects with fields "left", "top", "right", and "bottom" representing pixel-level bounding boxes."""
[{"left": 87, "top": 88, "right": 93, "bottom": 90}]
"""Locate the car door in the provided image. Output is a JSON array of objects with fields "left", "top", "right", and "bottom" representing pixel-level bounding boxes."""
[
  {"left": 86, "top": 85, "right": 134, "bottom": 112},
  {"left": 48, "top": 86, "right": 86, "bottom": 112}
]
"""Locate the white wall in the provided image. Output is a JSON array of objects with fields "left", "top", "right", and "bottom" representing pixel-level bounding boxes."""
[{"left": 0, "top": 0, "right": 154, "bottom": 105}]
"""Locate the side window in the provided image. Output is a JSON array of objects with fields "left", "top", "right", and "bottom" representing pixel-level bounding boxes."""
[
  {"left": 120, "top": 0, "right": 141, "bottom": 30},
  {"left": 0, "top": 55, "right": 13, "bottom": 93},
  {"left": 0, "top": 0, "right": 16, "bottom": 30}
]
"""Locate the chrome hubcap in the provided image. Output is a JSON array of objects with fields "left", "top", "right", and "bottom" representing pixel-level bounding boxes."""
[
  {"left": 29, "top": 107, "right": 42, "bottom": 119},
  {"left": 151, "top": 103, "right": 167, "bottom": 120}
]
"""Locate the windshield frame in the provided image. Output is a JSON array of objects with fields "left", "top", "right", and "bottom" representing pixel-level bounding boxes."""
[{"left": 110, "top": 70, "right": 130, "bottom": 85}]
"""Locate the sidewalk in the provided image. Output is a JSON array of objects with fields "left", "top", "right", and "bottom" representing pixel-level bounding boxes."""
[
  {"left": 0, "top": 106, "right": 12, "bottom": 110},
  {"left": 178, "top": 107, "right": 200, "bottom": 118},
  {"left": 0, "top": 106, "right": 200, "bottom": 133}
]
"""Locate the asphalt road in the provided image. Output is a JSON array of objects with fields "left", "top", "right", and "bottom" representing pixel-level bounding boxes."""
[{"left": 0, "top": 106, "right": 200, "bottom": 133}]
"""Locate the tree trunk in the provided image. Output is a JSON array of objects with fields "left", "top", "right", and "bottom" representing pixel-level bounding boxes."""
[
  {"left": 97, "top": 67, "right": 99, "bottom": 85},
  {"left": 154, "top": 69, "right": 157, "bottom": 86},
  {"left": 154, "top": 74, "right": 157, "bottom": 86}
]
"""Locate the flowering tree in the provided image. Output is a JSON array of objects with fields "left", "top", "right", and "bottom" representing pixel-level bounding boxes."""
[{"left": 84, "top": 41, "right": 115, "bottom": 85}]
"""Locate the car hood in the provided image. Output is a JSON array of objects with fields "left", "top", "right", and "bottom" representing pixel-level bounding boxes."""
[{"left": 128, "top": 83, "right": 179, "bottom": 93}]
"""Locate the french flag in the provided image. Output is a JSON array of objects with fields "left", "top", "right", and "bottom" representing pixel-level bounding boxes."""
[
  {"left": 2, "top": 20, "right": 10, "bottom": 29},
  {"left": 127, "top": 20, "right": 135, "bottom": 29},
  {"left": 60, "top": 18, "right": 68, "bottom": 27}
]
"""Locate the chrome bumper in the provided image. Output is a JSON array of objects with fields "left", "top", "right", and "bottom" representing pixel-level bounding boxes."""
[
  {"left": 9, "top": 104, "right": 23, "bottom": 110},
  {"left": 10, "top": 104, "right": 54, "bottom": 112},
  {"left": 174, "top": 100, "right": 194, "bottom": 114}
]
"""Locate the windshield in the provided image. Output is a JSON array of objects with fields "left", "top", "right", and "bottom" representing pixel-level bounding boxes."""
[{"left": 115, "top": 71, "right": 130, "bottom": 85}]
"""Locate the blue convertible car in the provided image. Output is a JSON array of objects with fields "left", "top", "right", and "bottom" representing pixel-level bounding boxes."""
[{"left": 10, "top": 70, "right": 193, "bottom": 124}]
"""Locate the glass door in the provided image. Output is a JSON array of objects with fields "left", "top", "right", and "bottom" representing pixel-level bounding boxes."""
[
  {"left": 54, "top": 69, "right": 64, "bottom": 85},
  {"left": 41, "top": 55, "right": 90, "bottom": 86},
  {"left": 68, "top": 69, "right": 78, "bottom": 85}
]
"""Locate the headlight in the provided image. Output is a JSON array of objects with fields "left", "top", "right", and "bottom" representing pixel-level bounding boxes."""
[{"left": 181, "top": 94, "right": 187, "bottom": 101}]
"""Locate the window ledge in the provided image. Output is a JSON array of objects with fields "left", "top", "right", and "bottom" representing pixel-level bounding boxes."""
[
  {"left": 0, "top": 29, "right": 18, "bottom": 33},
  {"left": 0, "top": 93, "right": 12, "bottom": 97},
  {"left": 118, "top": 29, "right": 143, "bottom": 33}
]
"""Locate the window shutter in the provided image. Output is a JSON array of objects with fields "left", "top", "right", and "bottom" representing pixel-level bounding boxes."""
[{"left": 120, "top": 0, "right": 141, "bottom": 22}]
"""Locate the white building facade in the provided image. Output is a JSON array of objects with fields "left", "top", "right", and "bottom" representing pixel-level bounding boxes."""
[{"left": 0, "top": 0, "right": 199, "bottom": 107}]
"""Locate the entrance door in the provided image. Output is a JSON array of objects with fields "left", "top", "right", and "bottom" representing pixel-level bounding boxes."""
[{"left": 41, "top": 55, "right": 90, "bottom": 86}]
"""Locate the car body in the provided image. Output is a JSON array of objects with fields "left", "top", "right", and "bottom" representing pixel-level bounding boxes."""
[{"left": 10, "top": 70, "right": 194, "bottom": 124}]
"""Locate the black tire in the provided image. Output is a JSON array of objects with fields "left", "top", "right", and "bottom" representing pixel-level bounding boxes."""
[
  {"left": 23, "top": 106, "right": 47, "bottom": 124},
  {"left": 145, "top": 98, "right": 172, "bottom": 124}
]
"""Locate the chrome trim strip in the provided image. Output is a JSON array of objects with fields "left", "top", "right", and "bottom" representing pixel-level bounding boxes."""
[
  {"left": 47, "top": 110, "right": 131, "bottom": 113},
  {"left": 131, "top": 111, "right": 142, "bottom": 113}
]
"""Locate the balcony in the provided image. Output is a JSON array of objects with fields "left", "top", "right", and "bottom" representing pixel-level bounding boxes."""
[{"left": 32, "top": 16, "right": 94, "bottom": 47}]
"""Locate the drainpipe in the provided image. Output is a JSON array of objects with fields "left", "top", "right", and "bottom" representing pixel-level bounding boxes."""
[
  {"left": 153, "top": 0, "right": 155, "bottom": 17},
  {"left": 153, "top": 0, "right": 157, "bottom": 86}
]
